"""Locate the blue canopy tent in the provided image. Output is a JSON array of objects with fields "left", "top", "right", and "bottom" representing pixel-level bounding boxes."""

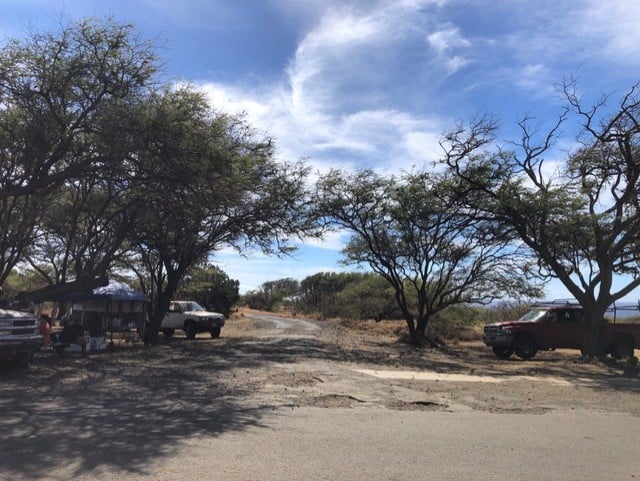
[{"left": 53, "top": 280, "right": 149, "bottom": 349}]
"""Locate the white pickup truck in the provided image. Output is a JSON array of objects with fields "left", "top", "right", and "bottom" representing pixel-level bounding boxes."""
[
  {"left": 160, "top": 301, "right": 225, "bottom": 339},
  {"left": 0, "top": 308, "right": 42, "bottom": 367}
]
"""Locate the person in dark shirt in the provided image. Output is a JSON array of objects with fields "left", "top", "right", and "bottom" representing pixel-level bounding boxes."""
[
  {"left": 59, "top": 319, "right": 87, "bottom": 356},
  {"left": 86, "top": 314, "right": 104, "bottom": 337}
]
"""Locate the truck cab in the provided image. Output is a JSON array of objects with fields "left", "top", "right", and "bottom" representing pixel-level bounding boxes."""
[{"left": 483, "top": 305, "right": 584, "bottom": 359}]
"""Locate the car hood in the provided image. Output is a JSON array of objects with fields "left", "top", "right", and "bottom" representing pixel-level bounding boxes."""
[
  {"left": 0, "top": 308, "right": 35, "bottom": 319},
  {"left": 183, "top": 310, "right": 224, "bottom": 318},
  {"left": 485, "top": 321, "right": 519, "bottom": 329}
]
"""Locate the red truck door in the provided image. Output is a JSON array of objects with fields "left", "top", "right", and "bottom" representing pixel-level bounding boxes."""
[{"left": 547, "top": 309, "right": 582, "bottom": 349}]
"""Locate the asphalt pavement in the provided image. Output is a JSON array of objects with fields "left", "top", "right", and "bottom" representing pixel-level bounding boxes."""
[{"left": 38, "top": 407, "right": 639, "bottom": 481}]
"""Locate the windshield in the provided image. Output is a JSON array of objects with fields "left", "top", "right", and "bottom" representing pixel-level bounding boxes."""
[
  {"left": 518, "top": 309, "right": 547, "bottom": 322},
  {"left": 183, "top": 302, "right": 204, "bottom": 311}
]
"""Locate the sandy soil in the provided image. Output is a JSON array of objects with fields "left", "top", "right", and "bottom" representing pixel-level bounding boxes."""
[
  {"left": 3, "top": 309, "right": 639, "bottom": 417},
  {"left": 226, "top": 311, "right": 640, "bottom": 415},
  {"left": 1, "top": 309, "right": 639, "bottom": 480}
]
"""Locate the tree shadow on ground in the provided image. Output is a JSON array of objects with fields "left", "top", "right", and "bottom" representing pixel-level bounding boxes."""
[
  {"left": 0, "top": 347, "right": 272, "bottom": 480},
  {"left": 2, "top": 312, "right": 639, "bottom": 479}
]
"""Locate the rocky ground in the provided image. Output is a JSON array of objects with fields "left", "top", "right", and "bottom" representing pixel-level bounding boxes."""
[
  {"left": 5, "top": 309, "right": 640, "bottom": 412},
  {"left": 6, "top": 308, "right": 640, "bottom": 415},
  {"left": 1, "top": 309, "right": 639, "bottom": 480},
  {"left": 226, "top": 311, "right": 640, "bottom": 415}
]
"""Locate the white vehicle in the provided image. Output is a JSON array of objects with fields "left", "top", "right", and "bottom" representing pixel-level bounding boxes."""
[
  {"left": 160, "top": 301, "right": 225, "bottom": 339},
  {"left": 0, "top": 308, "right": 42, "bottom": 367}
]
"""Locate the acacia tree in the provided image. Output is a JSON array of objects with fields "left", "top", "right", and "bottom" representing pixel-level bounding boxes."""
[
  {"left": 242, "top": 278, "right": 300, "bottom": 312},
  {"left": 443, "top": 81, "right": 640, "bottom": 358},
  {"left": 296, "top": 272, "right": 365, "bottom": 317},
  {"left": 125, "top": 88, "right": 317, "bottom": 342},
  {"left": 0, "top": 18, "right": 157, "bottom": 292},
  {"left": 316, "top": 169, "right": 541, "bottom": 341},
  {"left": 24, "top": 171, "right": 142, "bottom": 302},
  {"left": 176, "top": 264, "right": 239, "bottom": 317}
]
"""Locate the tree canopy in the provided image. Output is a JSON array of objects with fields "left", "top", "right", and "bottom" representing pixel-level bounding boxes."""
[
  {"left": 0, "top": 18, "right": 317, "bottom": 335},
  {"left": 0, "top": 18, "right": 157, "bottom": 291},
  {"left": 176, "top": 264, "right": 239, "bottom": 318},
  {"left": 315, "top": 168, "right": 541, "bottom": 340},
  {"left": 442, "top": 81, "right": 640, "bottom": 357}
]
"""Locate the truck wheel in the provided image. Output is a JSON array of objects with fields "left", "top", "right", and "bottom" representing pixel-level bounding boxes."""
[
  {"left": 492, "top": 346, "right": 513, "bottom": 359},
  {"left": 162, "top": 329, "right": 175, "bottom": 339},
  {"left": 210, "top": 327, "right": 221, "bottom": 339},
  {"left": 184, "top": 322, "right": 197, "bottom": 340},
  {"left": 609, "top": 339, "right": 634, "bottom": 361},
  {"left": 15, "top": 352, "right": 33, "bottom": 369},
  {"left": 514, "top": 336, "right": 538, "bottom": 360}
]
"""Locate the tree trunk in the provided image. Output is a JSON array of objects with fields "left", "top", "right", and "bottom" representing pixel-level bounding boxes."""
[
  {"left": 404, "top": 316, "right": 417, "bottom": 341},
  {"left": 416, "top": 316, "right": 429, "bottom": 338},
  {"left": 144, "top": 309, "right": 164, "bottom": 345},
  {"left": 144, "top": 273, "right": 182, "bottom": 345},
  {"left": 145, "top": 292, "right": 171, "bottom": 345},
  {"left": 581, "top": 309, "right": 607, "bottom": 359}
]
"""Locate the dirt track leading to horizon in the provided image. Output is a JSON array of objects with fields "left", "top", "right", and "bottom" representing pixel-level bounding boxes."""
[
  {"left": 229, "top": 311, "right": 640, "bottom": 415},
  {"left": 1, "top": 310, "right": 639, "bottom": 480}
]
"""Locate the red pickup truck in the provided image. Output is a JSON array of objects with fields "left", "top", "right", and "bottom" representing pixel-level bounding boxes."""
[{"left": 482, "top": 303, "right": 640, "bottom": 361}]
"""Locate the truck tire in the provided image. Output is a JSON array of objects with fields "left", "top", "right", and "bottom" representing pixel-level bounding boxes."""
[
  {"left": 184, "top": 321, "right": 197, "bottom": 340},
  {"left": 210, "top": 327, "right": 221, "bottom": 339},
  {"left": 609, "top": 339, "right": 634, "bottom": 361},
  {"left": 14, "top": 351, "right": 33, "bottom": 369},
  {"left": 162, "top": 329, "right": 175, "bottom": 339},
  {"left": 492, "top": 346, "right": 513, "bottom": 359},
  {"left": 513, "top": 336, "right": 538, "bottom": 360}
]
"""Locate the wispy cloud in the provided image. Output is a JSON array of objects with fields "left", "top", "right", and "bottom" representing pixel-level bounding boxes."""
[
  {"left": 579, "top": 0, "right": 640, "bottom": 65},
  {"left": 194, "top": 1, "right": 454, "bottom": 174},
  {"left": 427, "top": 26, "right": 471, "bottom": 74}
]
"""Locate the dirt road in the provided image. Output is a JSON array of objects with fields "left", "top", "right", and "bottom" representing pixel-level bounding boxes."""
[
  {"left": 1, "top": 311, "right": 639, "bottom": 480},
  {"left": 230, "top": 312, "right": 640, "bottom": 415}
]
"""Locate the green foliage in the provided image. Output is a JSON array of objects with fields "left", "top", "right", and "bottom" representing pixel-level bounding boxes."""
[
  {"left": 0, "top": 18, "right": 317, "bottom": 335},
  {"left": 125, "top": 87, "right": 316, "bottom": 339},
  {"left": 1, "top": 269, "right": 48, "bottom": 298},
  {"left": 334, "top": 274, "right": 399, "bottom": 320},
  {"left": 241, "top": 290, "right": 273, "bottom": 311},
  {"left": 0, "top": 17, "right": 157, "bottom": 284},
  {"left": 297, "top": 272, "right": 365, "bottom": 318},
  {"left": 315, "top": 168, "right": 542, "bottom": 339},
  {"left": 240, "top": 278, "right": 299, "bottom": 312},
  {"left": 240, "top": 272, "right": 399, "bottom": 320},
  {"left": 176, "top": 265, "right": 239, "bottom": 317}
]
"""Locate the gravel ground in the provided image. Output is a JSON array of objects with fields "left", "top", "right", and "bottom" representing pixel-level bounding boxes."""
[{"left": 1, "top": 309, "right": 638, "bottom": 480}]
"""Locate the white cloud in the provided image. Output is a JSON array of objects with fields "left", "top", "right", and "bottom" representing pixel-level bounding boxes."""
[
  {"left": 512, "top": 63, "right": 554, "bottom": 95},
  {"left": 195, "top": 0, "right": 451, "bottom": 173},
  {"left": 299, "top": 229, "right": 348, "bottom": 251},
  {"left": 579, "top": 0, "right": 640, "bottom": 64},
  {"left": 427, "top": 27, "right": 471, "bottom": 74},
  {"left": 304, "top": 9, "right": 378, "bottom": 48},
  {"left": 495, "top": 0, "right": 640, "bottom": 72}
]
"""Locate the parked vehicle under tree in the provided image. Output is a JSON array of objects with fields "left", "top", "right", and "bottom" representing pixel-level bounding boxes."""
[
  {"left": 160, "top": 301, "right": 225, "bottom": 340},
  {"left": 482, "top": 302, "right": 640, "bottom": 361}
]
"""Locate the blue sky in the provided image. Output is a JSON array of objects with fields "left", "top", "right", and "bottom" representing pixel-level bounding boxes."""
[{"left": 2, "top": 0, "right": 640, "bottom": 302}]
